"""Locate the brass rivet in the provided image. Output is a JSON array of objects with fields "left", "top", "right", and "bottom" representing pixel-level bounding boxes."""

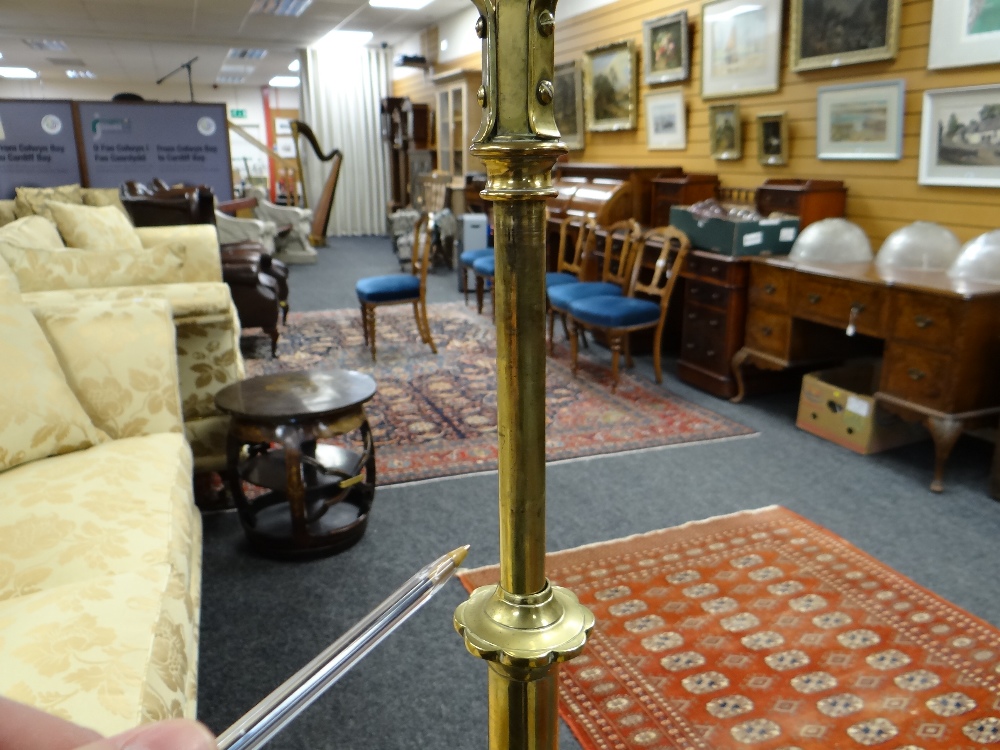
[
  {"left": 536, "top": 80, "right": 554, "bottom": 105},
  {"left": 537, "top": 10, "right": 555, "bottom": 36},
  {"left": 477, "top": 85, "right": 486, "bottom": 107},
  {"left": 475, "top": 15, "right": 486, "bottom": 38}
]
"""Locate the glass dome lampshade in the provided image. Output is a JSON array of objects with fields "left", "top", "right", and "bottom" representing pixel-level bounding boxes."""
[
  {"left": 947, "top": 230, "right": 1000, "bottom": 284},
  {"left": 789, "top": 218, "right": 874, "bottom": 264},
  {"left": 875, "top": 222, "right": 961, "bottom": 270}
]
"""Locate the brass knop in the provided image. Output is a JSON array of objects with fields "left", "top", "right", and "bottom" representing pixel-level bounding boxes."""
[{"left": 536, "top": 80, "right": 554, "bottom": 105}]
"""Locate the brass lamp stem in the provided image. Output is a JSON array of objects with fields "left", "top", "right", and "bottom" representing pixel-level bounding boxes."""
[{"left": 453, "top": 0, "right": 594, "bottom": 748}]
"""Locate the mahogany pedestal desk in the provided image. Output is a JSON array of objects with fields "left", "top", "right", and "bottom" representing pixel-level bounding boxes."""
[{"left": 733, "top": 257, "right": 1000, "bottom": 493}]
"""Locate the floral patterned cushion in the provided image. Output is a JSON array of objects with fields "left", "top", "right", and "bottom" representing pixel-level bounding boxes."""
[
  {"left": 47, "top": 201, "right": 143, "bottom": 253},
  {"left": 0, "top": 254, "right": 21, "bottom": 303},
  {"left": 0, "top": 200, "right": 16, "bottom": 227},
  {"left": 33, "top": 299, "right": 183, "bottom": 439},
  {"left": 134, "top": 226, "right": 224, "bottom": 284},
  {"left": 13, "top": 185, "right": 83, "bottom": 221},
  {"left": 0, "top": 243, "right": 186, "bottom": 292},
  {"left": 0, "top": 215, "right": 66, "bottom": 250},
  {"left": 81, "top": 187, "right": 127, "bottom": 215},
  {"left": 0, "top": 303, "right": 108, "bottom": 471}
]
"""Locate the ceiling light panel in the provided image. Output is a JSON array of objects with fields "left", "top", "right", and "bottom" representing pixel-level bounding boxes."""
[
  {"left": 48, "top": 57, "right": 87, "bottom": 66},
  {"left": 228, "top": 48, "right": 268, "bottom": 60},
  {"left": 23, "top": 39, "right": 69, "bottom": 51},
  {"left": 65, "top": 70, "right": 96, "bottom": 79},
  {"left": 268, "top": 75, "right": 300, "bottom": 88},
  {"left": 216, "top": 75, "right": 246, "bottom": 84},
  {"left": 0, "top": 67, "right": 39, "bottom": 78},
  {"left": 250, "top": 0, "right": 314, "bottom": 17}
]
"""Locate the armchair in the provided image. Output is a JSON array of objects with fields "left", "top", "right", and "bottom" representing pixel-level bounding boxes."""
[
  {"left": 214, "top": 206, "right": 278, "bottom": 255},
  {"left": 244, "top": 186, "right": 316, "bottom": 265}
]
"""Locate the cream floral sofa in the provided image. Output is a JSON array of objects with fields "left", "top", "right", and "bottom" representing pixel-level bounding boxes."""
[
  {"left": 0, "top": 186, "right": 244, "bottom": 473},
  {"left": 0, "top": 292, "right": 201, "bottom": 734}
]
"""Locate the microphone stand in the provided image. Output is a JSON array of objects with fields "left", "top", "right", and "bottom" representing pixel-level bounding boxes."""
[{"left": 156, "top": 56, "right": 198, "bottom": 102}]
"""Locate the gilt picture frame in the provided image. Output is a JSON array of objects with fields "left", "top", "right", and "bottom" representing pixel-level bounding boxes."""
[
  {"left": 701, "top": 0, "right": 782, "bottom": 100},
  {"left": 928, "top": 0, "right": 1000, "bottom": 70},
  {"left": 584, "top": 40, "right": 638, "bottom": 132},
  {"left": 642, "top": 10, "right": 690, "bottom": 86},
  {"left": 790, "top": 0, "right": 901, "bottom": 73},
  {"left": 757, "top": 112, "right": 788, "bottom": 166},
  {"left": 554, "top": 60, "right": 585, "bottom": 151},
  {"left": 816, "top": 79, "right": 905, "bottom": 160},
  {"left": 645, "top": 90, "right": 686, "bottom": 150},
  {"left": 709, "top": 102, "right": 742, "bottom": 160},
  {"left": 919, "top": 84, "right": 1000, "bottom": 188}
]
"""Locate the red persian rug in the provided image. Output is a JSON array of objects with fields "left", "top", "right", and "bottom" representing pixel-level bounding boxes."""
[
  {"left": 458, "top": 506, "right": 1000, "bottom": 750},
  {"left": 242, "top": 303, "right": 753, "bottom": 485}
]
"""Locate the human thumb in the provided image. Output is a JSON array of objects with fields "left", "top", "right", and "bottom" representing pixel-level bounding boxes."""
[{"left": 76, "top": 720, "right": 217, "bottom": 750}]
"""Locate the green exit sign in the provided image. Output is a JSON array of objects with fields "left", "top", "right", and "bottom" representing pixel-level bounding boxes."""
[{"left": 230, "top": 108, "right": 247, "bottom": 119}]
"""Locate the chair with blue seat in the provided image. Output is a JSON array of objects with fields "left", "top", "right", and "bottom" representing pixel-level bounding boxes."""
[
  {"left": 546, "top": 218, "right": 642, "bottom": 353},
  {"left": 546, "top": 214, "right": 599, "bottom": 345},
  {"left": 472, "top": 253, "right": 496, "bottom": 316},
  {"left": 459, "top": 245, "right": 493, "bottom": 305},
  {"left": 356, "top": 212, "right": 437, "bottom": 361},
  {"left": 566, "top": 225, "right": 690, "bottom": 390}
]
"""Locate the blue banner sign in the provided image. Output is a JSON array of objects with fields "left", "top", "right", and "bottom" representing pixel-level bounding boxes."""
[{"left": 0, "top": 99, "right": 81, "bottom": 199}]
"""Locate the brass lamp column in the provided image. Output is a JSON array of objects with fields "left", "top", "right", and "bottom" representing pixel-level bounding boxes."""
[{"left": 453, "top": 0, "right": 594, "bottom": 747}]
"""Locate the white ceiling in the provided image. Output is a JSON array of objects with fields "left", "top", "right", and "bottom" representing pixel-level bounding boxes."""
[{"left": 0, "top": 0, "right": 467, "bottom": 87}]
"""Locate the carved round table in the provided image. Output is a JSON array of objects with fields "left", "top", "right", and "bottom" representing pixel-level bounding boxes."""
[{"left": 215, "top": 368, "right": 377, "bottom": 558}]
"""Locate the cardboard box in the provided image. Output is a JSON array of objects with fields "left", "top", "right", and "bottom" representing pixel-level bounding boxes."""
[
  {"left": 796, "top": 363, "right": 928, "bottom": 455},
  {"left": 669, "top": 205, "right": 799, "bottom": 257}
]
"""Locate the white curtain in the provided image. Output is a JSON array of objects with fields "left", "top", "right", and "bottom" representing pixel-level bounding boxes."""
[{"left": 301, "top": 46, "right": 391, "bottom": 236}]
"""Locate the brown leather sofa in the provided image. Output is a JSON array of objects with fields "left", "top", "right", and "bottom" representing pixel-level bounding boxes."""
[{"left": 120, "top": 182, "right": 287, "bottom": 355}]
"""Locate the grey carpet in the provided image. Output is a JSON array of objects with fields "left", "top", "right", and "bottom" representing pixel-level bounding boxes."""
[{"left": 202, "top": 237, "right": 1000, "bottom": 749}]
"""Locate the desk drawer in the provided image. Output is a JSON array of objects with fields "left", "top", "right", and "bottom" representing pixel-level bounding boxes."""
[
  {"left": 890, "top": 292, "right": 958, "bottom": 352},
  {"left": 684, "top": 254, "right": 732, "bottom": 284},
  {"left": 682, "top": 306, "right": 730, "bottom": 371},
  {"left": 791, "top": 277, "right": 884, "bottom": 335},
  {"left": 745, "top": 308, "right": 790, "bottom": 357},
  {"left": 686, "top": 281, "right": 731, "bottom": 310},
  {"left": 881, "top": 343, "right": 953, "bottom": 412},
  {"left": 748, "top": 265, "right": 791, "bottom": 310}
]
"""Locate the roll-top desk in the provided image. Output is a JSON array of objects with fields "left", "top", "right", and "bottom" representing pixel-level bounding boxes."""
[{"left": 733, "top": 257, "right": 1000, "bottom": 492}]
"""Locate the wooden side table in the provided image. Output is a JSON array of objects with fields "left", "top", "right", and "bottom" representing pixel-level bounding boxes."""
[{"left": 215, "top": 369, "right": 378, "bottom": 557}]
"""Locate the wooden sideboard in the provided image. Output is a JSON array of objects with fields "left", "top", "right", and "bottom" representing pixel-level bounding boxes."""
[{"left": 733, "top": 257, "right": 1000, "bottom": 492}]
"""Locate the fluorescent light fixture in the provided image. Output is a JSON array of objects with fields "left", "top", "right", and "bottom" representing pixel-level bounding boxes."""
[
  {"left": 227, "top": 48, "right": 268, "bottom": 60},
  {"left": 220, "top": 64, "right": 255, "bottom": 75},
  {"left": 23, "top": 39, "right": 68, "bottom": 51},
  {"left": 250, "top": 0, "right": 314, "bottom": 16},
  {"left": 369, "top": 0, "right": 433, "bottom": 9},
  {"left": 313, "top": 29, "right": 373, "bottom": 48},
  {"left": 216, "top": 75, "right": 245, "bottom": 84},
  {"left": 268, "top": 75, "right": 300, "bottom": 88},
  {"left": 65, "top": 69, "right": 96, "bottom": 79},
  {"left": 288, "top": 59, "right": 301, "bottom": 72},
  {"left": 0, "top": 66, "right": 38, "bottom": 79}
]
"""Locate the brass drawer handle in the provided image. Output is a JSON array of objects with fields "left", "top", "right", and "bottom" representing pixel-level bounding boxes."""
[
  {"left": 710, "top": 292, "right": 721, "bottom": 301},
  {"left": 908, "top": 368, "right": 926, "bottom": 381},
  {"left": 706, "top": 349, "right": 716, "bottom": 357},
  {"left": 710, "top": 265, "right": 720, "bottom": 274},
  {"left": 708, "top": 319, "right": 719, "bottom": 328},
  {"left": 914, "top": 315, "right": 933, "bottom": 329},
  {"left": 760, "top": 326, "right": 773, "bottom": 337},
  {"left": 690, "top": 285, "right": 702, "bottom": 294},
  {"left": 687, "top": 312, "right": 697, "bottom": 320},
  {"left": 685, "top": 342, "right": 696, "bottom": 350},
  {"left": 807, "top": 293, "right": 821, "bottom": 304},
  {"left": 763, "top": 283, "right": 776, "bottom": 295}
]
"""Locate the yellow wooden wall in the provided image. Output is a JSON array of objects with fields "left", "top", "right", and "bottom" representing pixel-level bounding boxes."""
[{"left": 394, "top": 0, "right": 1000, "bottom": 247}]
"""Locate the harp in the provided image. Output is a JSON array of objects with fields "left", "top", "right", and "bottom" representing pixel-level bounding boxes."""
[{"left": 292, "top": 120, "right": 344, "bottom": 247}]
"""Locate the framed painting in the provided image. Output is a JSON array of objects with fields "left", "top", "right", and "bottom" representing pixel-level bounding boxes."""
[
  {"left": 919, "top": 84, "right": 1000, "bottom": 187},
  {"left": 790, "top": 0, "right": 901, "bottom": 72},
  {"left": 928, "top": 0, "right": 1000, "bottom": 69},
  {"left": 554, "top": 61, "right": 585, "bottom": 151},
  {"left": 701, "top": 0, "right": 782, "bottom": 99},
  {"left": 816, "top": 79, "right": 905, "bottom": 160},
  {"left": 708, "top": 102, "right": 742, "bottom": 160},
  {"left": 584, "top": 40, "right": 637, "bottom": 132},
  {"left": 645, "top": 90, "right": 686, "bottom": 150},
  {"left": 642, "top": 10, "right": 690, "bottom": 86},
  {"left": 757, "top": 112, "right": 788, "bottom": 166}
]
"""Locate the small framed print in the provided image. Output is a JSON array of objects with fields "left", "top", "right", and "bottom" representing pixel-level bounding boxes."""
[
  {"left": 816, "top": 79, "right": 905, "bottom": 160},
  {"left": 553, "top": 61, "right": 585, "bottom": 151},
  {"left": 701, "top": 0, "right": 783, "bottom": 99},
  {"left": 584, "top": 40, "right": 638, "bottom": 132},
  {"left": 642, "top": 11, "right": 690, "bottom": 86},
  {"left": 928, "top": 0, "right": 1000, "bottom": 70},
  {"left": 708, "top": 103, "right": 742, "bottom": 160},
  {"left": 757, "top": 112, "right": 788, "bottom": 166},
  {"left": 790, "top": 0, "right": 901, "bottom": 72},
  {"left": 919, "top": 84, "right": 1000, "bottom": 188},
  {"left": 645, "top": 90, "right": 686, "bottom": 150}
]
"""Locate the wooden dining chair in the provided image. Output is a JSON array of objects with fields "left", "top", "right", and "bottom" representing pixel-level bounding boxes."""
[
  {"left": 546, "top": 214, "right": 599, "bottom": 348},
  {"left": 546, "top": 218, "right": 643, "bottom": 353},
  {"left": 355, "top": 213, "right": 437, "bottom": 361},
  {"left": 565, "top": 226, "right": 690, "bottom": 390}
]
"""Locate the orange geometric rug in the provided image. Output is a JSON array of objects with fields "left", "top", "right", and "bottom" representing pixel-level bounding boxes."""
[{"left": 458, "top": 506, "right": 1000, "bottom": 750}]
